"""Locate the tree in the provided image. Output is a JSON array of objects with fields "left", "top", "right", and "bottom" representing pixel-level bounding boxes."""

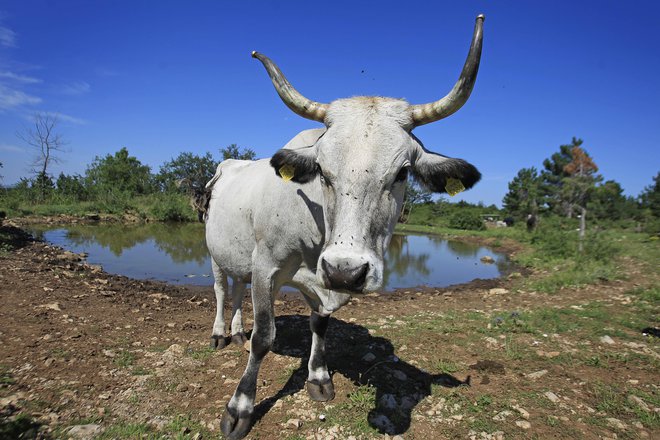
[
  {"left": 503, "top": 167, "right": 542, "bottom": 221},
  {"left": 16, "top": 113, "right": 67, "bottom": 201},
  {"left": 639, "top": 171, "right": 660, "bottom": 218},
  {"left": 157, "top": 151, "right": 216, "bottom": 193},
  {"left": 56, "top": 173, "right": 88, "bottom": 201},
  {"left": 540, "top": 137, "right": 581, "bottom": 216},
  {"left": 85, "top": 147, "right": 153, "bottom": 196},
  {"left": 562, "top": 144, "right": 599, "bottom": 252},
  {"left": 400, "top": 180, "right": 432, "bottom": 223},
  {"left": 590, "top": 180, "right": 633, "bottom": 221},
  {"left": 221, "top": 144, "right": 256, "bottom": 161}
]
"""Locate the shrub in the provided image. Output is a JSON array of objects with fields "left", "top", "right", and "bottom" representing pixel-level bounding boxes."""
[
  {"left": 149, "top": 193, "right": 194, "bottom": 222},
  {"left": 448, "top": 211, "right": 486, "bottom": 231}
]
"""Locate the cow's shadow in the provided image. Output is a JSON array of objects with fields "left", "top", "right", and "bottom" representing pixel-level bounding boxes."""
[{"left": 251, "top": 314, "right": 469, "bottom": 435}]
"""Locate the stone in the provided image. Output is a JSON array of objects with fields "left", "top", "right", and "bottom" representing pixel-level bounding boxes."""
[
  {"left": 392, "top": 370, "right": 407, "bottom": 381},
  {"left": 286, "top": 418, "right": 302, "bottom": 429},
  {"left": 525, "top": 369, "right": 548, "bottom": 380},
  {"left": 165, "top": 344, "right": 185, "bottom": 357},
  {"left": 37, "top": 302, "right": 62, "bottom": 311},
  {"left": 488, "top": 288, "right": 508, "bottom": 295},
  {"left": 362, "top": 352, "right": 376, "bottom": 362},
  {"left": 379, "top": 394, "right": 397, "bottom": 410},
  {"left": 67, "top": 424, "right": 103, "bottom": 439},
  {"left": 600, "top": 335, "right": 615, "bottom": 345},
  {"left": 480, "top": 256, "right": 495, "bottom": 264},
  {"left": 515, "top": 420, "right": 531, "bottom": 429},
  {"left": 606, "top": 417, "right": 627, "bottom": 430},
  {"left": 492, "top": 410, "right": 512, "bottom": 421},
  {"left": 627, "top": 395, "right": 650, "bottom": 412},
  {"left": 544, "top": 391, "right": 560, "bottom": 403},
  {"left": 514, "top": 406, "right": 530, "bottom": 419},
  {"left": 369, "top": 414, "right": 395, "bottom": 433}
]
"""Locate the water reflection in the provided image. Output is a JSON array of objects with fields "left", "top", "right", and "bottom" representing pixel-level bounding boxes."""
[{"left": 28, "top": 224, "right": 510, "bottom": 289}]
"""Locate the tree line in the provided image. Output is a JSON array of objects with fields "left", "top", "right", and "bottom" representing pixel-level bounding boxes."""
[{"left": 502, "top": 137, "right": 659, "bottom": 235}]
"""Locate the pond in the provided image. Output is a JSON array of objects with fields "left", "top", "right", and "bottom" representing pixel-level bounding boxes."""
[{"left": 27, "top": 223, "right": 511, "bottom": 291}]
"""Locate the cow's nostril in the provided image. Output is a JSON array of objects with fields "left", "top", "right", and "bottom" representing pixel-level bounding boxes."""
[{"left": 322, "top": 259, "right": 369, "bottom": 292}]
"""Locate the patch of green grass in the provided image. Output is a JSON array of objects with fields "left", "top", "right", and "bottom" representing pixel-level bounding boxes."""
[
  {"left": 324, "top": 385, "right": 380, "bottom": 437},
  {"left": 164, "top": 415, "right": 209, "bottom": 438},
  {"left": 113, "top": 350, "right": 135, "bottom": 368},
  {"left": 629, "top": 390, "right": 660, "bottom": 428},
  {"left": 584, "top": 356, "right": 603, "bottom": 367},
  {"left": 503, "top": 335, "right": 525, "bottom": 360},
  {"left": 0, "top": 414, "right": 43, "bottom": 439},
  {"left": 434, "top": 358, "right": 461, "bottom": 374},
  {"left": 131, "top": 366, "right": 150, "bottom": 376},
  {"left": 0, "top": 365, "right": 15, "bottom": 387},
  {"left": 187, "top": 346, "right": 215, "bottom": 361},
  {"left": 468, "top": 417, "right": 500, "bottom": 434},
  {"left": 98, "top": 422, "right": 153, "bottom": 439},
  {"left": 545, "top": 415, "right": 560, "bottom": 427}
]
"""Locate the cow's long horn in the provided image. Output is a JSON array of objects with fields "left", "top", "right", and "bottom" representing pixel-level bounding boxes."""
[
  {"left": 411, "top": 14, "right": 485, "bottom": 127},
  {"left": 252, "top": 51, "right": 328, "bottom": 123}
]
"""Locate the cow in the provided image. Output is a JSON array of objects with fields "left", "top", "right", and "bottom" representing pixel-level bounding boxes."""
[{"left": 205, "top": 15, "right": 485, "bottom": 439}]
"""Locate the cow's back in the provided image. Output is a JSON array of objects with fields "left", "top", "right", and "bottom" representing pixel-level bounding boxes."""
[{"left": 205, "top": 158, "right": 325, "bottom": 282}]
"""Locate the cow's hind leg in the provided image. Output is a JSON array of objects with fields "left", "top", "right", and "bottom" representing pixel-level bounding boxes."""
[
  {"left": 230, "top": 281, "right": 248, "bottom": 345},
  {"left": 306, "top": 311, "right": 335, "bottom": 401},
  {"left": 210, "top": 260, "right": 229, "bottom": 349},
  {"left": 221, "top": 261, "right": 283, "bottom": 439}
]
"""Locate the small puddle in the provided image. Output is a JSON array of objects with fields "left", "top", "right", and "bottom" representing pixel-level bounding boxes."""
[{"left": 28, "top": 223, "right": 511, "bottom": 290}]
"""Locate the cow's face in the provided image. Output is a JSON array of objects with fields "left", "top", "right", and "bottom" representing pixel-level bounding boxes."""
[
  {"left": 258, "top": 15, "right": 485, "bottom": 292},
  {"left": 271, "top": 97, "right": 481, "bottom": 293}
]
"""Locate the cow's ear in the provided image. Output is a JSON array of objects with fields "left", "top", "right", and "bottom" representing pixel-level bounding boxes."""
[
  {"left": 409, "top": 135, "right": 480, "bottom": 194},
  {"left": 412, "top": 152, "right": 481, "bottom": 193},
  {"left": 270, "top": 147, "right": 319, "bottom": 184}
]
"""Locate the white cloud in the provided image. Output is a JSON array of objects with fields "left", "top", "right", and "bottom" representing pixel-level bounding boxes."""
[
  {"left": 0, "top": 84, "right": 41, "bottom": 110},
  {"left": 0, "top": 25, "right": 16, "bottom": 48},
  {"left": 0, "top": 71, "right": 42, "bottom": 84},
  {"left": 60, "top": 81, "right": 90, "bottom": 95},
  {"left": 0, "top": 143, "right": 25, "bottom": 153}
]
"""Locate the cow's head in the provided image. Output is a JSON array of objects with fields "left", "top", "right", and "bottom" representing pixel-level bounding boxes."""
[{"left": 257, "top": 15, "right": 485, "bottom": 293}]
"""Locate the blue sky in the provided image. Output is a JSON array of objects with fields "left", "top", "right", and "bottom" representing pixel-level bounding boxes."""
[{"left": 1, "top": 0, "right": 658, "bottom": 206}]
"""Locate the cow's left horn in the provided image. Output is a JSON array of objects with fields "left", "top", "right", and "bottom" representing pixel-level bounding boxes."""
[
  {"left": 252, "top": 51, "right": 328, "bottom": 123},
  {"left": 411, "top": 14, "right": 485, "bottom": 127}
]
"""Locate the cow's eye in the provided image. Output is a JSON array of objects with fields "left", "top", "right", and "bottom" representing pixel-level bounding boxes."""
[
  {"left": 395, "top": 167, "right": 409, "bottom": 183},
  {"left": 319, "top": 166, "right": 331, "bottom": 186}
]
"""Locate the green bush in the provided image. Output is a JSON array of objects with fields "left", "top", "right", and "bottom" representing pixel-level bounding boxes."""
[
  {"left": 448, "top": 211, "right": 486, "bottom": 231},
  {"left": 149, "top": 193, "right": 195, "bottom": 222}
]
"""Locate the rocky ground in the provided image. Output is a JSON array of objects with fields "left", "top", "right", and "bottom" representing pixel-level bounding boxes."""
[{"left": 0, "top": 224, "right": 658, "bottom": 440}]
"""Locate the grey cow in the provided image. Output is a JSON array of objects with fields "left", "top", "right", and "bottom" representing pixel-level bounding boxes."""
[{"left": 205, "top": 15, "right": 485, "bottom": 439}]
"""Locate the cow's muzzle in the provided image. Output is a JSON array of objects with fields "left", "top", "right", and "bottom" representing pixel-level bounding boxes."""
[{"left": 321, "top": 258, "right": 369, "bottom": 292}]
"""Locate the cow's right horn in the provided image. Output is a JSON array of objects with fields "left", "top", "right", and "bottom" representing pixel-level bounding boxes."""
[
  {"left": 411, "top": 14, "right": 485, "bottom": 127},
  {"left": 252, "top": 51, "right": 328, "bottom": 123}
]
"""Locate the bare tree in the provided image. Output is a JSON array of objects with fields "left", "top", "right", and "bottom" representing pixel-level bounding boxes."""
[{"left": 16, "top": 113, "right": 67, "bottom": 200}]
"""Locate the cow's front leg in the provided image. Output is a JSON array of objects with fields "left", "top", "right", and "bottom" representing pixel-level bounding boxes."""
[
  {"left": 221, "top": 270, "right": 276, "bottom": 440},
  {"left": 306, "top": 311, "right": 335, "bottom": 401}
]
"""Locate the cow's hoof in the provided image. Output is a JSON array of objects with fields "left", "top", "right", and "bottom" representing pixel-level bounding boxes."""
[
  {"left": 231, "top": 332, "right": 248, "bottom": 346},
  {"left": 306, "top": 379, "right": 335, "bottom": 402},
  {"left": 220, "top": 405, "right": 252, "bottom": 440},
  {"left": 210, "top": 335, "right": 228, "bottom": 350}
]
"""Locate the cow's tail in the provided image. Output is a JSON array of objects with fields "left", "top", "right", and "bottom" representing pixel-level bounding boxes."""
[{"left": 191, "top": 163, "right": 223, "bottom": 223}]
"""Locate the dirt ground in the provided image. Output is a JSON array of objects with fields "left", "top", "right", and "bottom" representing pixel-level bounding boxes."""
[{"left": 0, "top": 223, "right": 658, "bottom": 440}]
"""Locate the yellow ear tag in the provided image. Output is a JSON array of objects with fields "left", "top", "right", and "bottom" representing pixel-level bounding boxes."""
[
  {"left": 445, "top": 177, "right": 465, "bottom": 196},
  {"left": 279, "top": 164, "right": 295, "bottom": 182}
]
